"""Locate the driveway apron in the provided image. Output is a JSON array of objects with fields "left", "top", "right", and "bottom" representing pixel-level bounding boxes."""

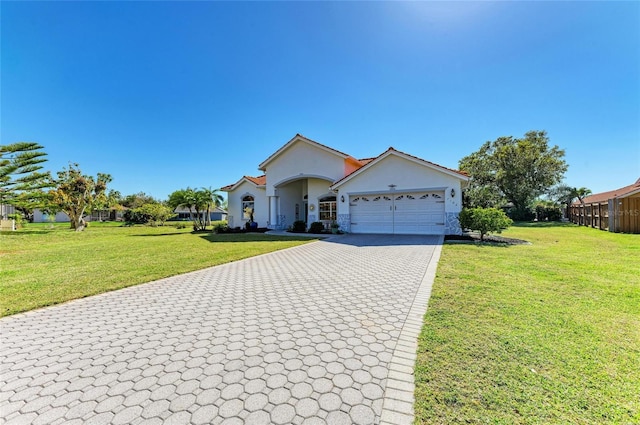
[{"left": 1, "top": 234, "right": 441, "bottom": 425}]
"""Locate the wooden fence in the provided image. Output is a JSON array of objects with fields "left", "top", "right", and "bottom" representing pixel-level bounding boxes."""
[{"left": 569, "top": 197, "right": 640, "bottom": 234}]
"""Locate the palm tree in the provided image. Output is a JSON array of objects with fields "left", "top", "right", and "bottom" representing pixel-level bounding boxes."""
[
  {"left": 168, "top": 188, "right": 198, "bottom": 228},
  {"left": 573, "top": 187, "right": 592, "bottom": 203},
  {"left": 200, "top": 187, "right": 224, "bottom": 228},
  {"left": 548, "top": 185, "right": 592, "bottom": 219}
]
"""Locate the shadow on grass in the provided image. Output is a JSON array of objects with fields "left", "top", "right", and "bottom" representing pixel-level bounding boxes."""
[
  {"left": 0, "top": 228, "right": 68, "bottom": 235},
  {"left": 512, "top": 221, "right": 576, "bottom": 228},
  {"left": 130, "top": 232, "right": 187, "bottom": 237},
  {"left": 1, "top": 230, "right": 50, "bottom": 236},
  {"left": 199, "top": 233, "right": 317, "bottom": 243},
  {"left": 444, "top": 240, "right": 512, "bottom": 248}
]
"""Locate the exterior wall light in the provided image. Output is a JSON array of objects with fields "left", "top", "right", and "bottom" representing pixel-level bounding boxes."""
[
  {"left": 451, "top": 188, "right": 456, "bottom": 198},
  {"left": 309, "top": 204, "right": 315, "bottom": 211},
  {"left": 341, "top": 195, "right": 345, "bottom": 203}
]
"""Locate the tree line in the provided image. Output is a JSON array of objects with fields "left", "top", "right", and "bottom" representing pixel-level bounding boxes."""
[
  {"left": 459, "top": 130, "right": 590, "bottom": 221},
  {"left": 1, "top": 142, "right": 224, "bottom": 231}
]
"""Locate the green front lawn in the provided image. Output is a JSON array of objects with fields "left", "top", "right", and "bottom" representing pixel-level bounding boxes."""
[
  {"left": 0, "top": 222, "right": 315, "bottom": 317},
  {"left": 415, "top": 223, "right": 639, "bottom": 424}
]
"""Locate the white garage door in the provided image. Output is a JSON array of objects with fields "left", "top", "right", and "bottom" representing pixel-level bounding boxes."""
[{"left": 350, "top": 191, "right": 445, "bottom": 235}]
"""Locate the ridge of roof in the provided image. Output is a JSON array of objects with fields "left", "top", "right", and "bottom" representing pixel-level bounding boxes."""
[
  {"left": 331, "top": 146, "right": 468, "bottom": 188},
  {"left": 574, "top": 178, "right": 640, "bottom": 204}
]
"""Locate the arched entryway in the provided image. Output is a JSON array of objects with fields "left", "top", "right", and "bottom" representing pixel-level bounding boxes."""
[{"left": 269, "top": 175, "right": 334, "bottom": 230}]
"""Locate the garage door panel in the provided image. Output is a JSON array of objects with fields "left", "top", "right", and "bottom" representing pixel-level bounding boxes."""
[{"left": 350, "top": 191, "right": 445, "bottom": 235}]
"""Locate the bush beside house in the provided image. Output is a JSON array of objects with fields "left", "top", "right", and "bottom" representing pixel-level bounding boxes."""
[{"left": 459, "top": 207, "right": 513, "bottom": 241}]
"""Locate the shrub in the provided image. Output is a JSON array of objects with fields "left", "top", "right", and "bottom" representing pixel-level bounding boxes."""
[
  {"left": 459, "top": 207, "right": 513, "bottom": 241},
  {"left": 213, "top": 222, "right": 228, "bottom": 233},
  {"left": 308, "top": 222, "right": 325, "bottom": 234},
  {"left": 123, "top": 209, "right": 150, "bottom": 224},
  {"left": 291, "top": 220, "right": 306, "bottom": 233},
  {"left": 7, "top": 213, "right": 26, "bottom": 228},
  {"left": 505, "top": 206, "right": 535, "bottom": 221},
  {"left": 535, "top": 205, "right": 563, "bottom": 221}
]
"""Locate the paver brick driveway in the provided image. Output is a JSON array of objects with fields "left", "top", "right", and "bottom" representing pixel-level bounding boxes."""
[{"left": 1, "top": 234, "right": 441, "bottom": 425}]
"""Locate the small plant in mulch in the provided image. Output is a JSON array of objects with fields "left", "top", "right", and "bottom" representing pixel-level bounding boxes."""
[{"left": 445, "top": 233, "right": 529, "bottom": 245}]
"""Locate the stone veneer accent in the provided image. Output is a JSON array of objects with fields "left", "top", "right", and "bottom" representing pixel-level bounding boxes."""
[
  {"left": 277, "top": 214, "right": 287, "bottom": 230},
  {"left": 445, "top": 212, "right": 462, "bottom": 235},
  {"left": 337, "top": 214, "right": 351, "bottom": 232}
]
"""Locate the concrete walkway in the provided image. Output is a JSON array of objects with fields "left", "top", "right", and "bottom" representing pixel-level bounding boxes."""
[{"left": 1, "top": 235, "right": 442, "bottom": 425}]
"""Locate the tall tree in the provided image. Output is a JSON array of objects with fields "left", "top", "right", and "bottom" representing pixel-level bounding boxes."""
[
  {"left": 168, "top": 187, "right": 222, "bottom": 231},
  {"left": 201, "top": 187, "right": 224, "bottom": 227},
  {"left": 0, "top": 142, "right": 52, "bottom": 218},
  {"left": 122, "top": 192, "right": 156, "bottom": 209},
  {"left": 460, "top": 131, "right": 568, "bottom": 217},
  {"left": 50, "top": 164, "right": 112, "bottom": 231},
  {"left": 548, "top": 184, "right": 592, "bottom": 218}
]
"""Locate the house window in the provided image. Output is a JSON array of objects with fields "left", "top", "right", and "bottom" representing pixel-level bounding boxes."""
[
  {"left": 319, "top": 196, "right": 337, "bottom": 221},
  {"left": 242, "top": 195, "right": 254, "bottom": 220}
]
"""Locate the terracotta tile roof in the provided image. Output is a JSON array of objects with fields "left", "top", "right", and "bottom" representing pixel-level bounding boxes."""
[
  {"left": 332, "top": 147, "right": 469, "bottom": 188},
  {"left": 245, "top": 175, "right": 266, "bottom": 186},
  {"left": 357, "top": 158, "right": 376, "bottom": 165},
  {"left": 221, "top": 175, "right": 266, "bottom": 191},
  {"left": 573, "top": 178, "right": 640, "bottom": 204}
]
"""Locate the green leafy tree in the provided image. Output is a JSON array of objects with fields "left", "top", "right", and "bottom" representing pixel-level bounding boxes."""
[
  {"left": 458, "top": 207, "right": 513, "bottom": 241},
  {"left": 121, "top": 192, "right": 157, "bottom": 209},
  {"left": 136, "top": 203, "right": 175, "bottom": 226},
  {"left": 0, "top": 142, "right": 53, "bottom": 218},
  {"left": 105, "top": 190, "right": 125, "bottom": 220},
  {"left": 50, "top": 164, "right": 112, "bottom": 231},
  {"left": 460, "top": 131, "right": 568, "bottom": 217}
]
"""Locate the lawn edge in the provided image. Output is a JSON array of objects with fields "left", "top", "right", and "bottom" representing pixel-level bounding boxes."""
[
  {"left": 1, "top": 237, "right": 320, "bottom": 320},
  {"left": 379, "top": 235, "right": 444, "bottom": 425}
]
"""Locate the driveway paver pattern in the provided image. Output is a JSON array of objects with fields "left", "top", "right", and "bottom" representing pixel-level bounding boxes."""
[{"left": 1, "top": 235, "right": 441, "bottom": 425}]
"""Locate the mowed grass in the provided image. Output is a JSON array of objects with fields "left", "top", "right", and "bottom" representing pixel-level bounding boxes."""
[
  {"left": 0, "top": 222, "right": 315, "bottom": 317},
  {"left": 415, "top": 223, "right": 639, "bottom": 424}
]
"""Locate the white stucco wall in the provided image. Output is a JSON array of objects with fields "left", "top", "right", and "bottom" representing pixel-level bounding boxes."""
[
  {"left": 306, "top": 178, "right": 333, "bottom": 223},
  {"left": 226, "top": 181, "right": 267, "bottom": 228},
  {"left": 333, "top": 153, "right": 466, "bottom": 234},
  {"left": 335, "top": 154, "right": 464, "bottom": 215},
  {"left": 277, "top": 180, "right": 303, "bottom": 228},
  {"left": 265, "top": 142, "right": 345, "bottom": 197}
]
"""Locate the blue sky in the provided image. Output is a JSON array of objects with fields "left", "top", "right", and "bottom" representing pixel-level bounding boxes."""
[{"left": 2, "top": 1, "right": 639, "bottom": 200}]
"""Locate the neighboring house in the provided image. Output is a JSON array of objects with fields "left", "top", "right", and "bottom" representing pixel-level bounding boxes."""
[
  {"left": 172, "top": 206, "right": 228, "bottom": 221},
  {"left": 0, "top": 203, "right": 16, "bottom": 219},
  {"left": 569, "top": 178, "right": 640, "bottom": 233},
  {"left": 222, "top": 134, "right": 469, "bottom": 235},
  {"left": 32, "top": 210, "right": 72, "bottom": 223},
  {"left": 32, "top": 209, "right": 125, "bottom": 223},
  {"left": 89, "top": 209, "right": 126, "bottom": 222}
]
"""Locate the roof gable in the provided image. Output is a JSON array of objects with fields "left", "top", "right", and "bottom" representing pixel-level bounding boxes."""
[
  {"left": 258, "top": 134, "right": 353, "bottom": 171},
  {"left": 331, "top": 147, "right": 469, "bottom": 189}
]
